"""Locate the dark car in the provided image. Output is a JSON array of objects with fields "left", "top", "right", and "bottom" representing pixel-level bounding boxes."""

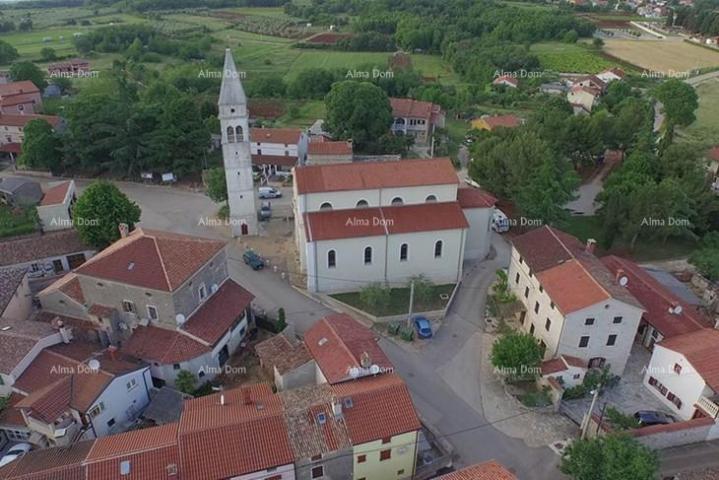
[
  {"left": 634, "top": 410, "right": 676, "bottom": 427},
  {"left": 243, "top": 250, "right": 265, "bottom": 271},
  {"left": 413, "top": 316, "right": 433, "bottom": 339}
]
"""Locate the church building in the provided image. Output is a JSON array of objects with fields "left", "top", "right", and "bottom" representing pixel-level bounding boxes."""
[
  {"left": 293, "top": 158, "right": 497, "bottom": 293},
  {"left": 219, "top": 49, "right": 258, "bottom": 236}
]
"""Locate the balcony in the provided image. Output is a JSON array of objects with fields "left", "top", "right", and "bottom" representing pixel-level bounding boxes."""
[{"left": 697, "top": 395, "right": 719, "bottom": 419}]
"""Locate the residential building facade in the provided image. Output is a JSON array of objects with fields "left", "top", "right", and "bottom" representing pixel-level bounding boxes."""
[
  {"left": 390, "top": 97, "right": 445, "bottom": 145},
  {"left": 251, "top": 127, "right": 309, "bottom": 172},
  {"left": 0, "top": 81, "right": 42, "bottom": 114},
  {"left": 36, "top": 180, "right": 76, "bottom": 232},
  {"left": 0, "top": 229, "right": 95, "bottom": 279}
]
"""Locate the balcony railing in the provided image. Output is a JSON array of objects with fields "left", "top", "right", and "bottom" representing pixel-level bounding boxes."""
[{"left": 697, "top": 395, "right": 719, "bottom": 419}]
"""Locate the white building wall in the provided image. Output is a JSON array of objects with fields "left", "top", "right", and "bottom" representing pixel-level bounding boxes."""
[
  {"left": 644, "top": 345, "right": 709, "bottom": 421},
  {"left": 230, "top": 463, "right": 295, "bottom": 480},
  {"left": 462, "top": 207, "right": 493, "bottom": 260},
  {"left": 1, "top": 273, "right": 32, "bottom": 320},
  {"left": 301, "top": 184, "right": 458, "bottom": 213},
  {"left": 87, "top": 368, "right": 152, "bottom": 438}
]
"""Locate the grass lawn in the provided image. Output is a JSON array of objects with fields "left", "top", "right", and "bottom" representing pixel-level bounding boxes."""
[
  {"left": 531, "top": 42, "right": 617, "bottom": 74},
  {"left": 331, "top": 283, "right": 456, "bottom": 317},
  {"left": 679, "top": 79, "right": 719, "bottom": 147},
  {"left": 0, "top": 205, "right": 38, "bottom": 239},
  {"left": 562, "top": 215, "right": 697, "bottom": 261},
  {"left": 273, "top": 100, "right": 325, "bottom": 128}
]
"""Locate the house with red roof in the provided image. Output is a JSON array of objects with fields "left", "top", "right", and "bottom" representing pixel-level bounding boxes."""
[
  {"left": 508, "top": 226, "right": 645, "bottom": 375},
  {"left": 643, "top": 328, "right": 719, "bottom": 422},
  {"left": 390, "top": 97, "right": 445, "bottom": 145},
  {"left": 470, "top": 114, "right": 523, "bottom": 132},
  {"left": 36, "top": 228, "right": 256, "bottom": 388},
  {"left": 0, "top": 81, "right": 42, "bottom": 114},
  {"left": 436, "top": 460, "right": 517, "bottom": 480},
  {"left": 250, "top": 126, "right": 308, "bottom": 174},
  {"left": 567, "top": 85, "right": 600, "bottom": 114},
  {"left": 492, "top": 75, "right": 519, "bottom": 89},
  {"left": 597, "top": 67, "right": 625, "bottom": 84},
  {"left": 0, "top": 374, "right": 422, "bottom": 480},
  {"left": 0, "top": 113, "right": 61, "bottom": 157},
  {"left": 306, "top": 137, "right": 353, "bottom": 165},
  {"left": 36, "top": 180, "right": 76, "bottom": 232},
  {"left": 292, "top": 158, "right": 496, "bottom": 292}
]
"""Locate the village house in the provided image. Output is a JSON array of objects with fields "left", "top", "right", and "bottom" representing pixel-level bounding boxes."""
[
  {"left": 0, "top": 267, "right": 31, "bottom": 321},
  {"left": 596, "top": 67, "right": 626, "bottom": 84},
  {"left": 0, "top": 113, "right": 61, "bottom": 158},
  {"left": 47, "top": 59, "right": 90, "bottom": 77},
  {"left": 250, "top": 126, "right": 309, "bottom": 174},
  {"left": 471, "top": 114, "right": 523, "bottom": 132},
  {"left": 643, "top": 329, "right": 719, "bottom": 422},
  {"left": 390, "top": 97, "right": 445, "bottom": 145},
  {"left": 0, "top": 177, "right": 42, "bottom": 206},
  {"left": 508, "top": 226, "right": 645, "bottom": 376},
  {"left": 0, "top": 81, "right": 43, "bottom": 114},
  {"left": 540, "top": 354, "right": 588, "bottom": 389},
  {"left": 575, "top": 75, "right": 607, "bottom": 93},
  {"left": 0, "top": 374, "right": 422, "bottom": 480},
  {"left": 293, "top": 158, "right": 496, "bottom": 293},
  {"left": 436, "top": 460, "right": 517, "bottom": 479},
  {"left": 601, "top": 255, "right": 712, "bottom": 350},
  {"left": 306, "top": 138, "right": 353, "bottom": 165},
  {"left": 492, "top": 75, "right": 519, "bottom": 89},
  {"left": 567, "top": 85, "right": 600, "bottom": 114},
  {"left": 36, "top": 180, "right": 76, "bottom": 232},
  {"left": 36, "top": 228, "right": 255, "bottom": 388},
  {"left": 0, "top": 229, "right": 95, "bottom": 279}
]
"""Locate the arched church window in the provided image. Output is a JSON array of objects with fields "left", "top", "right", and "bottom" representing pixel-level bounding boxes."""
[
  {"left": 227, "top": 126, "right": 235, "bottom": 143},
  {"left": 236, "top": 125, "right": 244, "bottom": 141}
]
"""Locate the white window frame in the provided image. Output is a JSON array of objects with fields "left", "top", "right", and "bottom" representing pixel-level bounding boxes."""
[{"left": 147, "top": 305, "right": 158, "bottom": 321}]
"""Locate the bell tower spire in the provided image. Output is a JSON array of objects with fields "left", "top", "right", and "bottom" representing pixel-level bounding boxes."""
[{"left": 219, "top": 48, "right": 257, "bottom": 236}]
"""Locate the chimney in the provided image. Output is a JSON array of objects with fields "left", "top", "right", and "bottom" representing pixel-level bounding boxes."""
[
  {"left": 220, "top": 393, "right": 226, "bottom": 406},
  {"left": 58, "top": 325, "right": 73, "bottom": 344},
  {"left": 118, "top": 223, "right": 129, "bottom": 238},
  {"left": 585, "top": 238, "right": 597, "bottom": 255},
  {"left": 243, "top": 388, "right": 252, "bottom": 406},
  {"left": 359, "top": 351, "right": 371, "bottom": 369},
  {"left": 107, "top": 345, "right": 118, "bottom": 361},
  {"left": 331, "top": 397, "right": 342, "bottom": 418}
]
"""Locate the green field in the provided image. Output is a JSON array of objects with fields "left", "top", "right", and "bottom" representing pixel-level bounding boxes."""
[
  {"left": 332, "top": 284, "right": 456, "bottom": 317},
  {"left": 531, "top": 42, "right": 617, "bottom": 74},
  {"left": 679, "top": 79, "right": 719, "bottom": 147}
]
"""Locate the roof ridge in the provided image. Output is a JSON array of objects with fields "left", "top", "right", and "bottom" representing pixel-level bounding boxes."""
[
  {"left": 324, "top": 316, "right": 361, "bottom": 371},
  {"left": 149, "top": 234, "right": 173, "bottom": 291}
]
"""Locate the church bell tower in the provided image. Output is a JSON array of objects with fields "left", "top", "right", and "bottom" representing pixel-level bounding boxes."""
[{"left": 218, "top": 48, "right": 257, "bottom": 236}]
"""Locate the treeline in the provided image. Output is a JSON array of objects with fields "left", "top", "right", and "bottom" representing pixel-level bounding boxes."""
[
  {"left": 126, "top": 0, "right": 285, "bottom": 12},
  {"left": 672, "top": 0, "right": 719, "bottom": 36},
  {"left": 74, "top": 25, "right": 214, "bottom": 61}
]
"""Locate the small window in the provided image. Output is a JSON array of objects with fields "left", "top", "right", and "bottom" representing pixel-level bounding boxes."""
[
  {"left": 107, "top": 418, "right": 116, "bottom": 428},
  {"left": 534, "top": 302, "right": 539, "bottom": 314},
  {"left": 550, "top": 301, "right": 555, "bottom": 310},
  {"left": 226, "top": 126, "right": 235, "bottom": 143},
  {"left": 398, "top": 470, "right": 405, "bottom": 475},
  {"left": 613, "top": 316, "right": 623, "bottom": 324},
  {"left": 311, "top": 465, "right": 324, "bottom": 479},
  {"left": 381, "top": 436, "right": 391, "bottom": 444},
  {"left": 673, "top": 363, "right": 682, "bottom": 374},
  {"left": 579, "top": 336, "right": 590, "bottom": 348},
  {"left": 545, "top": 318, "right": 551, "bottom": 331},
  {"left": 122, "top": 300, "right": 136, "bottom": 314},
  {"left": 126, "top": 378, "right": 137, "bottom": 391},
  {"left": 147, "top": 305, "right": 158, "bottom": 321},
  {"left": 519, "top": 256, "right": 523, "bottom": 264},
  {"left": 585, "top": 318, "right": 595, "bottom": 326},
  {"left": 320, "top": 202, "right": 333, "bottom": 211},
  {"left": 607, "top": 334, "right": 617, "bottom": 346},
  {"left": 343, "top": 397, "right": 353, "bottom": 408},
  {"left": 173, "top": 363, "right": 181, "bottom": 370},
  {"left": 328, "top": 250, "right": 336, "bottom": 269},
  {"left": 529, "top": 323, "right": 535, "bottom": 334},
  {"left": 380, "top": 449, "right": 391, "bottom": 461},
  {"left": 198, "top": 284, "right": 207, "bottom": 301},
  {"left": 356, "top": 199, "right": 369, "bottom": 208},
  {"left": 524, "top": 287, "right": 529, "bottom": 298},
  {"left": 515, "top": 272, "right": 520, "bottom": 284},
  {"left": 391, "top": 197, "right": 403, "bottom": 206},
  {"left": 235, "top": 125, "right": 244, "bottom": 141},
  {"left": 364, "top": 246, "right": 373, "bottom": 265},
  {"left": 317, "top": 413, "right": 326, "bottom": 424},
  {"left": 434, "top": 240, "right": 443, "bottom": 258},
  {"left": 573, "top": 373, "right": 581, "bottom": 380},
  {"left": 539, "top": 285, "right": 544, "bottom": 293},
  {"left": 400, "top": 243, "right": 408, "bottom": 261},
  {"left": 357, "top": 455, "right": 366, "bottom": 463},
  {"left": 425, "top": 195, "right": 437, "bottom": 203}
]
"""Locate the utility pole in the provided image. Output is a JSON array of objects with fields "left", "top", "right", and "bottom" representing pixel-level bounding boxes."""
[
  {"left": 596, "top": 402, "right": 608, "bottom": 437},
  {"left": 430, "top": 135, "right": 435, "bottom": 158},
  {"left": 581, "top": 385, "right": 602, "bottom": 440},
  {"left": 407, "top": 280, "right": 415, "bottom": 328}
]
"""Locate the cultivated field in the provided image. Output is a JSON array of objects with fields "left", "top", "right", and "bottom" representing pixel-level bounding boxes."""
[
  {"left": 531, "top": 42, "right": 617, "bottom": 73},
  {"left": 603, "top": 39, "right": 719, "bottom": 73}
]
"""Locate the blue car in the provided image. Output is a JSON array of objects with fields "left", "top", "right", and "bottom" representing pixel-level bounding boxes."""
[{"left": 413, "top": 316, "right": 433, "bottom": 339}]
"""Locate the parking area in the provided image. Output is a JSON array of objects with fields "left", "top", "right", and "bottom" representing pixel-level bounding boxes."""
[{"left": 562, "top": 344, "right": 671, "bottom": 425}]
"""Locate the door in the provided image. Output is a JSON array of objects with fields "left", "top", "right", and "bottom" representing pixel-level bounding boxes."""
[
  {"left": 588, "top": 357, "right": 606, "bottom": 369},
  {"left": 52, "top": 259, "right": 64, "bottom": 274},
  {"left": 241, "top": 223, "right": 249, "bottom": 235},
  {"left": 218, "top": 345, "right": 230, "bottom": 366},
  {"left": 66, "top": 253, "right": 86, "bottom": 269}
]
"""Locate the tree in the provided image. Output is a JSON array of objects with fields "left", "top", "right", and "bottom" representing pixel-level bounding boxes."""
[
  {"left": 18, "top": 17, "right": 32, "bottom": 32},
  {"left": 560, "top": 434, "right": 658, "bottom": 480},
  {"left": 40, "top": 47, "right": 57, "bottom": 61},
  {"left": 277, "top": 307, "right": 287, "bottom": 332},
  {"left": 205, "top": 167, "right": 228, "bottom": 204},
  {"left": 9, "top": 61, "right": 47, "bottom": 90},
  {"left": 690, "top": 232, "right": 719, "bottom": 280},
  {"left": 359, "top": 283, "right": 392, "bottom": 313},
  {"left": 490, "top": 330, "right": 543, "bottom": 382},
  {"left": 175, "top": 370, "right": 196, "bottom": 395},
  {"left": 408, "top": 275, "right": 434, "bottom": 305},
  {"left": 654, "top": 79, "right": 698, "bottom": 127},
  {"left": 73, "top": 181, "right": 141, "bottom": 248},
  {"left": 18, "top": 119, "right": 62, "bottom": 172},
  {"left": 324, "top": 80, "right": 393, "bottom": 152},
  {"left": 0, "top": 40, "right": 18, "bottom": 64}
]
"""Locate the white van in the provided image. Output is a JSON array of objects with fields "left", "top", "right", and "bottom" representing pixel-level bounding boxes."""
[{"left": 258, "top": 186, "right": 282, "bottom": 199}]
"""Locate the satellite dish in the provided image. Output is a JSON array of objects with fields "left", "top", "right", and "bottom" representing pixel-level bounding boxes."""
[
  {"left": 349, "top": 367, "right": 361, "bottom": 379},
  {"left": 176, "top": 314, "right": 186, "bottom": 325},
  {"left": 618, "top": 276, "right": 629, "bottom": 287},
  {"left": 369, "top": 364, "right": 380, "bottom": 375},
  {"left": 211, "top": 284, "right": 219, "bottom": 294},
  {"left": 87, "top": 359, "right": 101, "bottom": 371},
  {"left": 674, "top": 305, "right": 683, "bottom": 315}
]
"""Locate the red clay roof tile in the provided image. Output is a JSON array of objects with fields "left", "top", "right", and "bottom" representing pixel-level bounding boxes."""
[
  {"left": 182, "top": 279, "right": 254, "bottom": 345},
  {"left": 122, "top": 325, "right": 211, "bottom": 364},
  {"left": 437, "top": 461, "right": 517, "bottom": 479},
  {"left": 658, "top": 329, "right": 719, "bottom": 391}
]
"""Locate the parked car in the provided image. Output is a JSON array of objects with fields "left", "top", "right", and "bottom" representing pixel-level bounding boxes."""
[
  {"left": 413, "top": 316, "right": 433, "bottom": 339},
  {"left": 633, "top": 410, "right": 676, "bottom": 427},
  {"left": 242, "top": 250, "right": 265, "bottom": 271},
  {"left": 0, "top": 443, "right": 32, "bottom": 468},
  {"left": 259, "top": 201, "right": 271, "bottom": 221},
  {"left": 258, "top": 186, "right": 282, "bottom": 199}
]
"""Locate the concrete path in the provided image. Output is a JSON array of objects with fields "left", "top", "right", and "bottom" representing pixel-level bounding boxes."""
[{"left": 660, "top": 440, "right": 719, "bottom": 476}]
